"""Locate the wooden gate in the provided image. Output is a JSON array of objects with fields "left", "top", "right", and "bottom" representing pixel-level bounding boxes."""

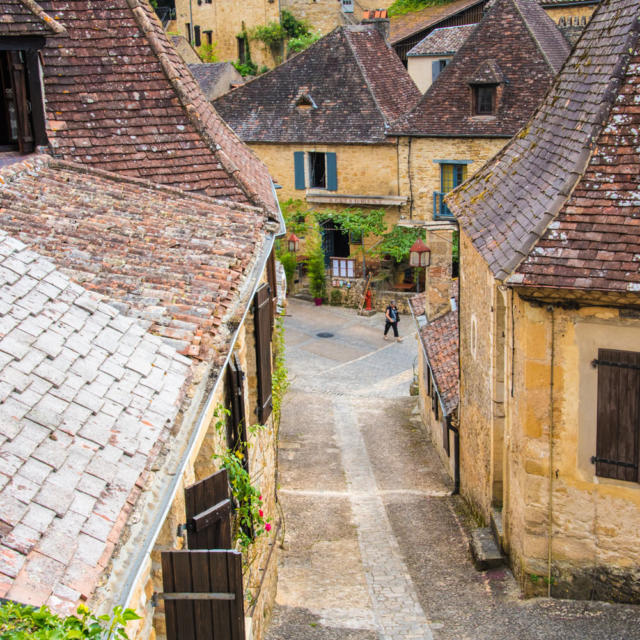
[
  {"left": 161, "top": 550, "right": 245, "bottom": 640},
  {"left": 184, "top": 469, "right": 231, "bottom": 550}
]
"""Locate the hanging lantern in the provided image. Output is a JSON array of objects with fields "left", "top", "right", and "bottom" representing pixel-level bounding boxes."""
[
  {"left": 409, "top": 237, "right": 430, "bottom": 268},
  {"left": 288, "top": 233, "right": 300, "bottom": 252}
]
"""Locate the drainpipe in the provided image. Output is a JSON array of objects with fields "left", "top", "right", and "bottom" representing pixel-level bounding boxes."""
[
  {"left": 188, "top": 0, "right": 193, "bottom": 44},
  {"left": 449, "top": 419, "right": 460, "bottom": 495},
  {"left": 547, "top": 305, "right": 555, "bottom": 597}
]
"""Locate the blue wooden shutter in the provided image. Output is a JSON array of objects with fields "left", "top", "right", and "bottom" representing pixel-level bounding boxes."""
[
  {"left": 326, "top": 152, "right": 337, "bottom": 191},
  {"left": 294, "top": 151, "right": 305, "bottom": 190},
  {"left": 432, "top": 60, "right": 441, "bottom": 82}
]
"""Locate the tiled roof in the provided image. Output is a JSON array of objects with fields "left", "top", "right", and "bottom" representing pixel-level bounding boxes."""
[
  {"left": 0, "top": 0, "right": 64, "bottom": 35},
  {"left": 409, "top": 293, "right": 426, "bottom": 318},
  {"left": 538, "top": 0, "right": 598, "bottom": 5},
  {"left": 0, "top": 229, "right": 191, "bottom": 612},
  {"left": 213, "top": 25, "right": 421, "bottom": 144},
  {"left": 188, "top": 63, "right": 243, "bottom": 100},
  {"left": 0, "top": 155, "right": 266, "bottom": 360},
  {"left": 363, "top": 10, "right": 388, "bottom": 19},
  {"left": 390, "top": 0, "right": 569, "bottom": 138},
  {"left": 447, "top": 0, "right": 640, "bottom": 288},
  {"left": 390, "top": 0, "right": 484, "bottom": 44},
  {"left": 420, "top": 309, "right": 459, "bottom": 416},
  {"left": 407, "top": 24, "right": 476, "bottom": 56},
  {"left": 38, "top": 0, "right": 277, "bottom": 218}
]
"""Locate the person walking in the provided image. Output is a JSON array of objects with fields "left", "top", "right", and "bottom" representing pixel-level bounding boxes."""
[{"left": 383, "top": 301, "right": 402, "bottom": 342}]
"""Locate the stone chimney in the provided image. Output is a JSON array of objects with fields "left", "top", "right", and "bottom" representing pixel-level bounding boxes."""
[
  {"left": 361, "top": 10, "right": 390, "bottom": 42},
  {"left": 425, "top": 230, "right": 454, "bottom": 321}
]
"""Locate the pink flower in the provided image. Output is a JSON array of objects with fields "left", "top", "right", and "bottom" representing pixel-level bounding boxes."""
[
  {"left": 259, "top": 509, "right": 264, "bottom": 518},
  {"left": 265, "top": 523, "right": 272, "bottom": 532}
]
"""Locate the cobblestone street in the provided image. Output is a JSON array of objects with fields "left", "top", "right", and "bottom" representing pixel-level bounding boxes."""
[{"left": 265, "top": 299, "right": 640, "bottom": 640}]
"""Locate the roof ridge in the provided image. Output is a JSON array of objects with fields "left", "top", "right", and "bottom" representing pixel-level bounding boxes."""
[
  {"left": 18, "top": 0, "right": 65, "bottom": 33},
  {"left": 343, "top": 26, "right": 390, "bottom": 125},
  {"left": 501, "top": 10, "right": 640, "bottom": 280},
  {"left": 511, "top": 0, "right": 568, "bottom": 73},
  {"left": 125, "top": 0, "right": 276, "bottom": 219}
]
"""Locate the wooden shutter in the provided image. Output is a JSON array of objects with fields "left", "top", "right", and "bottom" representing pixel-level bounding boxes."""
[
  {"left": 226, "top": 355, "right": 248, "bottom": 471},
  {"left": 161, "top": 550, "right": 245, "bottom": 640},
  {"left": 184, "top": 469, "right": 232, "bottom": 550},
  {"left": 9, "top": 52, "right": 33, "bottom": 154},
  {"left": 294, "top": 151, "right": 305, "bottom": 190},
  {"left": 595, "top": 349, "right": 640, "bottom": 482},
  {"left": 432, "top": 59, "right": 442, "bottom": 82},
  {"left": 326, "top": 152, "right": 337, "bottom": 191},
  {"left": 254, "top": 283, "right": 272, "bottom": 423}
]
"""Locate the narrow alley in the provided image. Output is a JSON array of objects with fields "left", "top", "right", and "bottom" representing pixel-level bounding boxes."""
[{"left": 265, "top": 299, "right": 640, "bottom": 640}]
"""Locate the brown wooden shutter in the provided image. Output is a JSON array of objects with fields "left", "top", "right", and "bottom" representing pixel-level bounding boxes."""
[
  {"left": 595, "top": 349, "right": 640, "bottom": 482},
  {"left": 9, "top": 52, "right": 33, "bottom": 154},
  {"left": 226, "top": 355, "right": 248, "bottom": 471},
  {"left": 254, "top": 283, "right": 272, "bottom": 423},
  {"left": 161, "top": 550, "right": 245, "bottom": 640},
  {"left": 184, "top": 469, "right": 232, "bottom": 550}
]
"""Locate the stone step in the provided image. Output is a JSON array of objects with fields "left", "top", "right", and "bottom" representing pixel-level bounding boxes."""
[
  {"left": 490, "top": 508, "right": 505, "bottom": 550},
  {"left": 470, "top": 527, "right": 505, "bottom": 571}
]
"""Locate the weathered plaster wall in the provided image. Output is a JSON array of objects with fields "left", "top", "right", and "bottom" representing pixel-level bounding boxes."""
[
  {"left": 174, "top": 0, "right": 280, "bottom": 67},
  {"left": 397, "top": 136, "right": 505, "bottom": 222},
  {"left": 407, "top": 56, "right": 452, "bottom": 94},
  {"left": 506, "top": 298, "right": 640, "bottom": 601}
]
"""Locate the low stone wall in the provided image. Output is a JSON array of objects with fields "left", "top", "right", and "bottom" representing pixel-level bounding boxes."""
[{"left": 327, "top": 277, "right": 416, "bottom": 314}]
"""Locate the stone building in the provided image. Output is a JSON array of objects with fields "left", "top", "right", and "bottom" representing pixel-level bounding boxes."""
[
  {"left": 389, "top": 0, "right": 569, "bottom": 318},
  {"left": 214, "top": 23, "right": 420, "bottom": 270},
  {"left": 446, "top": 0, "right": 640, "bottom": 602},
  {"left": 0, "top": 1, "right": 284, "bottom": 638},
  {"left": 173, "top": 0, "right": 280, "bottom": 68}
]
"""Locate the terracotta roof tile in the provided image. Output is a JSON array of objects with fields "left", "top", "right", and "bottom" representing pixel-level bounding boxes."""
[
  {"left": 0, "top": 155, "right": 266, "bottom": 360},
  {"left": 0, "top": 228, "right": 191, "bottom": 611},
  {"left": 390, "top": 0, "right": 485, "bottom": 44},
  {"left": 447, "top": 0, "right": 640, "bottom": 290},
  {"left": 407, "top": 24, "right": 476, "bottom": 56},
  {"left": 38, "top": 0, "right": 277, "bottom": 218},
  {"left": 391, "top": 0, "right": 569, "bottom": 138},
  {"left": 420, "top": 309, "right": 459, "bottom": 416},
  {"left": 213, "top": 25, "right": 420, "bottom": 144},
  {"left": 0, "top": 0, "right": 64, "bottom": 36}
]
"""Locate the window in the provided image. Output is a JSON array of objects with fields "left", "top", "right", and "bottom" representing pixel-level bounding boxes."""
[
  {"left": 309, "top": 152, "right": 326, "bottom": 188},
  {"left": 254, "top": 284, "right": 272, "bottom": 423},
  {"left": 194, "top": 25, "right": 201, "bottom": 48},
  {"left": 331, "top": 258, "right": 355, "bottom": 278},
  {"left": 434, "top": 162, "right": 468, "bottom": 218},
  {"left": 473, "top": 85, "right": 496, "bottom": 115},
  {"left": 204, "top": 30, "right": 213, "bottom": 46},
  {"left": 0, "top": 49, "right": 46, "bottom": 154},
  {"left": 293, "top": 151, "right": 337, "bottom": 191},
  {"left": 237, "top": 36, "right": 247, "bottom": 64},
  {"left": 431, "top": 58, "right": 448, "bottom": 82},
  {"left": 185, "top": 22, "right": 191, "bottom": 42},
  {"left": 593, "top": 349, "right": 640, "bottom": 482}
]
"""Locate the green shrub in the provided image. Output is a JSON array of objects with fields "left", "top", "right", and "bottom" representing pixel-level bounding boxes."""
[
  {"left": 329, "top": 289, "right": 342, "bottom": 306},
  {"left": 252, "top": 22, "right": 286, "bottom": 49},
  {"left": 0, "top": 601, "right": 140, "bottom": 640},
  {"left": 287, "top": 32, "right": 321, "bottom": 54},
  {"left": 388, "top": 0, "right": 454, "bottom": 16},
  {"left": 281, "top": 9, "right": 311, "bottom": 39},
  {"left": 279, "top": 252, "right": 297, "bottom": 290},
  {"left": 232, "top": 60, "right": 258, "bottom": 77},
  {"left": 306, "top": 225, "right": 326, "bottom": 300}
]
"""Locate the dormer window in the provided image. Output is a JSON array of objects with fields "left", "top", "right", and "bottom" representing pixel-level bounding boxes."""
[
  {"left": 473, "top": 84, "right": 496, "bottom": 115},
  {"left": 295, "top": 93, "right": 316, "bottom": 110}
]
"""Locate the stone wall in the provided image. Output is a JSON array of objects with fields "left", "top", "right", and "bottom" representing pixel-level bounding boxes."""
[
  {"left": 122, "top": 304, "right": 280, "bottom": 640},
  {"left": 543, "top": 4, "right": 596, "bottom": 25},
  {"left": 506, "top": 297, "right": 640, "bottom": 602},
  {"left": 397, "top": 136, "right": 506, "bottom": 222},
  {"left": 173, "top": 0, "right": 280, "bottom": 68}
]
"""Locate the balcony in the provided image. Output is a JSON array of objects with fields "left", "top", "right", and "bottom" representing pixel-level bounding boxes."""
[{"left": 433, "top": 191, "right": 455, "bottom": 220}]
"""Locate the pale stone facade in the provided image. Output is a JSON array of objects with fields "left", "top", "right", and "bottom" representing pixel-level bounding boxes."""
[
  {"left": 407, "top": 55, "right": 453, "bottom": 93},
  {"left": 174, "top": 0, "right": 280, "bottom": 67},
  {"left": 543, "top": 3, "right": 597, "bottom": 24},
  {"left": 459, "top": 231, "right": 640, "bottom": 601}
]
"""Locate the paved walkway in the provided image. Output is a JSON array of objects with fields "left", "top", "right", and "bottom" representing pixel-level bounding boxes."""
[{"left": 265, "top": 299, "right": 640, "bottom": 640}]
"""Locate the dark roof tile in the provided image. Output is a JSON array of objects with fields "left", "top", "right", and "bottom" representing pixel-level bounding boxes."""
[
  {"left": 407, "top": 24, "right": 476, "bottom": 56},
  {"left": 0, "top": 0, "right": 64, "bottom": 36}
]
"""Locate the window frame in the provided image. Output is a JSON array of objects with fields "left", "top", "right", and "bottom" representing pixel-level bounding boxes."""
[
  {"left": 473, "top": 84, "right": 497, "bottom": 115},
  {"left": 308, "top": 151, "right": 327, "bottom": 189}
]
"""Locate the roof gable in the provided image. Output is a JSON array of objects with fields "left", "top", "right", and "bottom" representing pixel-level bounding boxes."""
[
  {"left": 0, "top": 0, "right": 64, "bottom": 36},
  {"left": 390, "top": 0, "right": 569, "bottom": 138},
  {"left": 447, "top": 0, "right": 639, "bottom": 286},
  {"left": 0, "top": 229, "right": 191, "bottom": 611},
  {"left": 213, "top": 26, "right": 421, "bottom": 145},
  {"left": 38, "top": 0, "right": 277, "bottom": 217}
]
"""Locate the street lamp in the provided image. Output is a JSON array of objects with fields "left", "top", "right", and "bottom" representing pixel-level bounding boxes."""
[
  {"left": 409, "top": 237, "right": 430, "bottom": 293},
  {"left": 288, "top": 233, "right": 300, "bottom": 253}
]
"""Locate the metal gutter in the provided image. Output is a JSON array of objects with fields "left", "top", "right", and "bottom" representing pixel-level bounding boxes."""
[{"left": 119, "top": 186, "right": 286, "bottom": 608}]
